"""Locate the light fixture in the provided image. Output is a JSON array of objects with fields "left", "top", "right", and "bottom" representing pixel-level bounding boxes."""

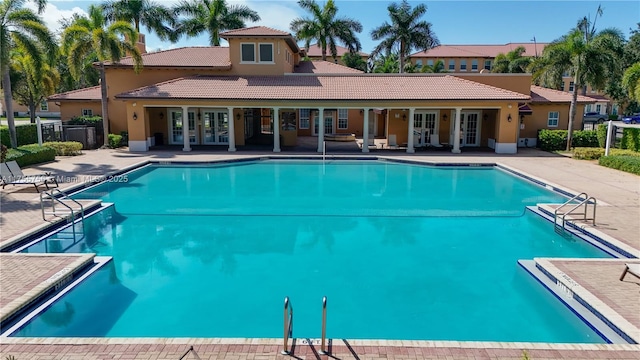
[
  {"left": 159, "top": 112, "right": 164, "bottom": 120},
  {"left": 442, "top": 114, "right": 448, "bottom": 121},
  {"left": 133, "top": 112, "right": 137, "bottom": 121},
  {"left": 402, "top": 114, "right": 407, "bottom": 121},
  {"left": 236, "top": 112, "right": 241, "bottom": 121},
  {"left": 520, "top": 114, "right": 525, "bottom": 123},
  {"left": 197, "top": 112, "right": 201, "bottom": 120},
  {"left": 507, "top": 114, "right": 512, "bottom": 122},
  {"left": 359, "top": 109, "right": 364, "bottom": 115},
  {"left": 483, "top": 114, "right": 488, "bottom": 121}
]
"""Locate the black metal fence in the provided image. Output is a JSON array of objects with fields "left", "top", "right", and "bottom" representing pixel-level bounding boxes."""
[{"left": 40, "top": 123, "right": 102, "bottom": 149}]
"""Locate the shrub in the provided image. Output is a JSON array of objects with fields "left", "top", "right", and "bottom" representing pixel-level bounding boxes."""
[
  {"left": 5, "top": 144, "right": 56, "bottom": 167},
  {"left": 0, "top": 144, "right": 6, "bottom": 162},
  {"left": 596, "top": 122, "right": 608, "bottom": 148},
  {"left": 108, "top": 134, "right": 123, "bottom": 148},
  {"left": 573, "top": 147, "right": 640, "bottom": 160},
  {"left": 571, "top": 130, "right": 599, "bottom": 148},
  {"left": 67, "top": 115, "right": 103, "bottom": 126},
  {"left": 621, "top": 128, "right": 640, "bottom": 152},
  {"left": 0, "top": 124, "right": 38, "bottom": 148},
  {"left": 599, "top": 155, "right": 640, "bottom": 175},
  {"left": 538, "top": 129, "right": 567, "bottom": 151},
  {"left": 43, "top": 141, "right": 83, "bottom": 156}
]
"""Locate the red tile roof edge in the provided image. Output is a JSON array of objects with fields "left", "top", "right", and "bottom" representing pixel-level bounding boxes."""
[
  {"left": 220, "top": 26, "right": 291, "bottom": 37},
  {"left": 48, "top": 86, "right": 102, "bottom": 101},
  {"left": 530, "top": 85, "right": 598, "bottom": 103},
  {"left": 102, "top": 46, "right": 232, "bottom": 67}
]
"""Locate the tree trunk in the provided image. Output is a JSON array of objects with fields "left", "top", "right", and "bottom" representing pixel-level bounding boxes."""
[
  {"left": 399, "top": 40, "right": 405, "bottom": 74},
  {"left": 2, "top": 68, "right": 17, "bottom": 148},
  {"left": 29, "top": 102, "right": 36, "bottom": 124},
  {"left": 100, "top": 62, "right": 109, "bottom": 147},
  {"left": 567, "top": 75, "right": 580, "bottom": 152}
]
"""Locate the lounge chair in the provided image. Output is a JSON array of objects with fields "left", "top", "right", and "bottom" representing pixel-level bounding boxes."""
[
  {"left": 620, "top": 263, "right": 640, "bottom": 281},
  {"left": 429, "top": 134, "right": 444, "bottom": 148},
  {"left": 387, "top": 134, "right": 398, "bottom": 149},
  {"left": 1, "top": 161, "right": 58, "bottom": 191}
]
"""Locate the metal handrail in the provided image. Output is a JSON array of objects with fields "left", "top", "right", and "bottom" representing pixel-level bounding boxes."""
[
  {"left": 40, "top": 188, "right": 85, "bottom": 239},
  {"left": 320, "top": 296, "right": 328, "bottom": 354},
  {"left": 281, "top": 296, "right": 293, "bottom": 355},
  {"left": 561, "top": 196, "right": 597, "bottom": 228},
  {"left": 178, "top": 346, "right": 194, "bottom": 360},
  {"left": 554, "top": 192, "right": 588, "bottom": 219}
]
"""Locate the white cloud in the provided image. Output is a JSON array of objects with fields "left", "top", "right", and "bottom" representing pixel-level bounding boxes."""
[{"left": 25, "top": 3, "right": 88, "bottom": 35}]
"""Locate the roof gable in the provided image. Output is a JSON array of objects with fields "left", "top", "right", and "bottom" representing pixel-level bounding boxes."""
[
  {"left": 220, "top": 26, "right": 291, "bottom": 37},
  {"left": 530, "top": 85, "right": 597, "bottom": 103},
  {"left": 48, "top": 86, "right": 101, "bottom": 101}
]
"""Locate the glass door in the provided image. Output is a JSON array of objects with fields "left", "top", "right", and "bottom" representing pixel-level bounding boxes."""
[
  {"left": 414, "top": 111, "right": 438, "bottom": 146},
  {"left": 202, "top": 110, "right": 229, "bottom": 145},
  {"left": 170, "top": 110, "right": 183, "bottom": 144},
  {"left": 463, "top": 113, "right": 480, "bottom": 146},
  {"left": 324, "top": 111, "right": 334, "bottom": 134},
  {"left": 217, "top": 112, "right": 229, "bottom": 143}
]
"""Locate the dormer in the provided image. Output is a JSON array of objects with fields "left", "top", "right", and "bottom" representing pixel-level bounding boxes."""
[{"left": 220, "top": 26, "right": 300, "bottom": 76}]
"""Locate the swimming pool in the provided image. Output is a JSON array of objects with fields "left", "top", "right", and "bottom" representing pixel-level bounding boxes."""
[{"left": 10, "top": 160, "right": 612, "bottom": 342}]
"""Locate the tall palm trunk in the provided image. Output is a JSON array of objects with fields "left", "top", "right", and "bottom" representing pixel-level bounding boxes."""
[
  {"left": 29, "top": 101, "right": 36, "bottom": 124},
  {"left": 2, "top": 68, "right": 17, "bottom": 148},
  {"left": 99, "top": 62, "right": 109, "bottom": 147},
  {"left": 567, "top": 75, "right": 580, "bottom": 151},
  {"left": 399, "top": 40, "right": 405, "bottom": 73}
]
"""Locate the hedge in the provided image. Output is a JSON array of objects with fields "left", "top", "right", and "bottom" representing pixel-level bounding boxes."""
[
  {"left": 67, "top": 115, "right": 103, "bottom": 126},
  {"left": 573, "top": 147, "right": 640, "bottom": 160},
  {"left": 5, "top": 144, "right": 56, "bottom": 167},
  {"left": 0, "top": 124, "right": 38, "bottom": 148},
  {"left": 599, "top": 155, "right": 640, "bottom": 175},
  {"left": 572, "top": 130, "right": 599, "bottom": 147},
  {"left": 538, "top": 129, "right": 599, "bottom": 151},
  {"left": 621, "top": 128, "right": 640, "bottom": 152},
  {"left": 108, "top": 134, "right": 124, "bottom": 148},
  {"left": 596, "top": 123, "right": 608, "bottom": 147},
  {"left": 43, "top": 141, "right": 83, "bottom": 156}
]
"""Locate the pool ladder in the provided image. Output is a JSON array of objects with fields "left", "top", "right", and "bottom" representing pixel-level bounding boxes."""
[
  {"left": 281, "top": 296, "right": 328, "bottom": 355},
  {"left": 553, "top": 192, "right": 597, "bottom": 234},
  {"left": 40, "top": 188, "right": 85, "bottom": 240}
]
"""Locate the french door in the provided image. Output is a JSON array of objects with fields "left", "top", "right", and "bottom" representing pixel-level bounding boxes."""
[
  {"left": 461, "top": 112, "right": 480, "bottom": 146},
  {"left": 413, "top": 111, "right": 438, "bottom": 146},
  {"left": 169, "top": 109, "right": 197, "bottom": 145},
  {"left": 312, "top": 111, "right": 335, "bottom": 135},
  {"left": 202, "top": 110, "right": 229, "bottom": 144}
]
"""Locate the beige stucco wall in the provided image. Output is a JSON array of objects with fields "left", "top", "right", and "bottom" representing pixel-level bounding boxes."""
[
  {"left": 455, "top": 74, "right": 531, "bottom": 96},
  {"left": 1, "top": 98, "right": 61, "bottom": 117},
  {"left": 520, "top": 103, "right": 585, "bottom": 139},
  {"left": 410, "top": 57, "right": 492, "bottom": 73},
  {"left": 227, "top": 38, "right": 295, "bottom": 76},
  {"left": 59, "top": 102, "right": 102, "bottom": 121}
]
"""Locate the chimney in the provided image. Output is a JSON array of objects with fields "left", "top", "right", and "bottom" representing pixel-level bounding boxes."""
[{"left": 136, "top": 33, "right": 147, "bottom": 54}]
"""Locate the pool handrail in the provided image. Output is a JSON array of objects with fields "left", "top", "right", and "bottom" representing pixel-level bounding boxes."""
[
  {"left": 281, "top": 296, "right": 293, "bottom": 354},
  {"left": 320, "top": 296, "right": 328, "bottom": 354}
]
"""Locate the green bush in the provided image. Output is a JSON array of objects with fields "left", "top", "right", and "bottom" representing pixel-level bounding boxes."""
[
  {"left": 108, "top": 134, "right": 123, "bottom": 148},
  {"left": 43, "top": 141, "right": 83, "bottom": 156},
  {"left": 573, "top": 147, "right": 640, "bottom": 160},
  {"left": 67, "top": 115, "right": 103, "bottom": 126},
  {"left": 599, "top": 155, "right": 640, "bottom": 175},
  {"left": 621, "top": 128, "right": 640, "bottom": 152},
  {"left": 0, "top": 124, "right": 38, "bottom": 148},
  {"left": 571, "top": 130, "right": 599, "bottom": 148},
  {"left": 596, "top": 123, "right": 608, "bottom": 148},
  {"left": 0, "top": 144, "right": 6, "bottom": 162},
  {"left": 5, "top": 144, "right": 56, "bottom": 167},
  {"left": 538, "top": 129, "right": 567, "bottom": 151}
]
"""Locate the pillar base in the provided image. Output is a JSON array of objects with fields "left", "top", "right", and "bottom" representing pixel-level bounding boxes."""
[
  {"left": 182, "top": 147, "right": 192, "bottom": 152},
  {"left": 228, "top": 147, "right": 236, "bottom": 152},
  {"left": 406, "top": 148, "right": 415, "bottom": 154},
  {"left": 273, "top": 148, "right": 281, "bottom": 153},
  {"left": 451, "top": 149, "right": 461, "bottom": 154}
]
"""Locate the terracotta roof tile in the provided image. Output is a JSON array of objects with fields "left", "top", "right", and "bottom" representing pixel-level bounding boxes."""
[
  {"left": 105, "top": 47, "right": 231, "bottom": 68},
  {"left": 220, "top": 26, "right": 291, "bottom": 37},
  {"left": 115, "top": 75, "right": 530, "bottom": 102},
  {"left": 530, "top": 85, "right": 597, "bottom": 103},
  {"left": 411, "top": 43, "right": 549, "bottom": 58},
  {"left": 305, "top": 43, "right": 369, "bottom": 57},
  {"left": 48, "top": 86, "right": 101, "bottom": 101},
  {"left": 294, "top": 61, "right": 363, "bottom": 74}
]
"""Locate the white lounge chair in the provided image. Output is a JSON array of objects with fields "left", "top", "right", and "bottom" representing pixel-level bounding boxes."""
[
  {"left": 1, "top": 161, "right": 58, "bottom": 191},
  {"left": 387, "top": 134, "right": 398, "bottom": 149},
  {"left": 429, "top": 134, "right": 444, "bottom": 148},
  {"left": 620, "top": 263, "right": 640, "bottom": 281}
]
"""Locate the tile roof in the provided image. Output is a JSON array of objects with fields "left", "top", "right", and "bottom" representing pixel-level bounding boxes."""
[
  {"left": 220, "top": 26, "right": 291, "bottom": 37},
  {"left": 530, "top": 85, "right": 597, "bottom": 103},
  {"left": 294, "top": 61, "right": 363, "bottom": 74},
  {"left": 305, "top": 43, "right": 369, "bottom": 57},
  {"left": 115, "top": 75, "right": 530, "bottom": 101},
  {"left": 104, "top": 47, "right": 231, "bottom": 68},
  {"left": 48, "top": 86, "right": 101, "bottom": 101},
  {"left": 410, "top": 43, "right": 549, "bottom": 58}
]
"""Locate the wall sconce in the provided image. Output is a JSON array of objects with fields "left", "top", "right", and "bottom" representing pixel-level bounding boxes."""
[
  {"left": 133, "top": 112, "right": 137, "bottom": 121},
  {"left": 507, "top": 114, "right": 512, "bottom": 122},
  {"left": 359, "top": 109, "right": 364, "bottom": 115},
  {"left": 442, "top": 114, "right": 448, "bottom": 121},
  {"left": 235, "top": 112, "right": 241, "bottom": 121},
  {"left": 520, "top": 114, "right": 525, "bottom": 123},
  {"left": 483, "top": 114, "right": 488, "bottom": 121},
  {"left": 197, "top": 112, "right": 201, "bottom": 120},
  {"left": 402, "top": 114, "right": 407, "bottom": 121},
  {"left": 159, "top": 112, "right": 164, "bottom": 120}
]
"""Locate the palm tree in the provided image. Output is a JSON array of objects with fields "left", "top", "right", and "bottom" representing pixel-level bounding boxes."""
[
  {"left": 0, "top": 0, "right": 55, "bottom": 148},
  {"left": 173, "top": 0, "right": 260, "bottom": 46},
  {"left": 531, "top": 7, "right": 625, "bottom": 151},
  {"left": 421, "top": 59, "right": 447, "bottom": 73},
  {"left": 102, "top": 0, "right": 176, "bottom": 41},
  {"left": 371, "top": 52, "right": 399, "bottom": 73},
  {"left": 370, "top": 0, "right": 438, "bottom": 73},
  {"left": 290, "top": 0, "right": 362, "bottom": 62},
  {"left": 61, "top": 5, "right": 143, "bottom": 147},
  {"left": 492, "top": 46, "right": 532, "bottom": 73},
  {"left": 11, "top": 45, "right": 60, "bottom": 123},
  {"left": 622, "top": 62, "right": 640, "bottom": 103}
]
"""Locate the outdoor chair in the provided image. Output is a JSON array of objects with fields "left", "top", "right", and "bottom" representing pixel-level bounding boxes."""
[
  {"left": 1, "top": 161, "right": 58, "bottom": 192},
  {"left": 620, "top": 263, "right": 640, "bottom": 281},
  {"left": 387, "top": 134, "right": 399, "bottom": 149},
  {"left": 429, "top": 134, "right": 444, "bottom": 148}
]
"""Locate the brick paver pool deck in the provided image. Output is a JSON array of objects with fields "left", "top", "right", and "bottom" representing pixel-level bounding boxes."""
[{"left": 1, "top": 147, "right": 639, "bottom": 359}]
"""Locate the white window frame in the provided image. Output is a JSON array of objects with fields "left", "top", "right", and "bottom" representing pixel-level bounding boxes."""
[
  {"left": 240, "top": 42, "right": 256, "bottom": 63},
  {"left": 448, "top": 59, "right": 455, "bottom": 71},
  {"left": 471, "top": 59, "right": 478, "bottom": 71},
  {"left": 258, "top": 43, "right": 274, "bottom": 63},
  {"left": 569, "top": 81, "right": 575, "bottom": 92},
  {"left": 484, "top": 60, "right": 491, "bottom": 70},
  {"left": 40, "top": 100, "right": 48, "bottom": 111},
  {"left": 82, "top": 109, "right": 93, "bottom": 116},
  {"left": 338, "top": 109, "right": 348, "bottom": 129},
  {"left": 560, "top": 83, "right": 565, "bottom": 91},
  {"left": 415, "top": 59, "right": 422, "bottom": 68},
  {"left": 586, "top": 104, "right": 592, "bottom": 112},
  {"left": 299, "top": 109, "right": 310, "bottom": 129},
  {"left": 547, "top": 111, "right": 559, "bottom": 127},
  {"left": 460, "top": 59, "right": 467, "bottom": 71},
  {"left": 596, "top": 104, "right": 602, "bottom": 113}
]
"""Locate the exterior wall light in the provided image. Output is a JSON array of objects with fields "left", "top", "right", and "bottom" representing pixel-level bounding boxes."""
[
  {"left": 507, "top": 114, "right": 512, "bottom": 122},
  {"left": 442, "top": 114, "right": 448, "bottom": 121},
  {"left": 133, "top": 112, "right": 137, "bottom": 121}
]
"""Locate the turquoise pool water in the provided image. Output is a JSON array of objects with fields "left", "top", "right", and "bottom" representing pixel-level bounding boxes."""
[{"left": 13, "top": 161, "right": 609, "bottom": 342}]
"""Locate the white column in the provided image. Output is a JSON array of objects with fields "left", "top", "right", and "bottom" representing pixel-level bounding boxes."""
[
  {"left": 407, "top": 108, "right": 415, "bottom": 153},
  {"left": 36, "top": 116, "right": 43, "bottom": 146},
  {"left": 317, "top": 108, "right": 325, "bottom": 152},
  {"left": 452, "top": 107, "right": 462, "bottom": 154},
  {"left": 273, "top": 107, "right": 281, "bottom": 152},
  {"left": 182, "top": 106, "right": 191, "bottom": 152},
  {"left": 604, "top": 120, "right": 612, "bottom": 156},
  {"left": 227, "top": 107, "right": 236, "bottom": 152},
  {"left": 362, "top": 108, "right": 370, "bottom": 153}
]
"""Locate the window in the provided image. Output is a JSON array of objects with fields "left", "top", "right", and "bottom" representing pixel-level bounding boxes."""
[
  {"left": 82, "top": 109, "right": 93, "bottom": 116},
  {"left": 569, "top": 81, "right": 574, "bottom": 92},
  {"left": 448, "top": 59, "right": 455, "bottom": 71},
  {"left": 586, "top": 104, "right": 592, "bottom": 112},
  {"left": 460, "top": 60, "right": 467, "bottom": 71},
  {"left": 338, "top": 109, "right": 348, "bottom": 129},
  {"left": 299, "top": 109, "right": 310, "bottom": 129},
  {"left": 484, "top": 60, "right": 492, "bottom": 70},
  {"left": 471, "top": 59, "right": 478, "bottom": 71},
  {"left": 596, "top": 104, "right": 601, "bottom": 113},
  {"left": 560, "top": 83, "right": 565, "bottom": 91},
  {"left": 426, "top": 59, "right": 434, "bottom": 67},
  {"left": 547, "top": 111, "right": 559, "bottom": 127},
  {"left": 259, "top": 43, "right": 273, "bottom": 62},
  {"left": 40, "top": 100, "right": 48, "bottom": 111},
  {"left": 241, "top": 43, "right": 255, "bottom": 62},
  {"left": 415, "top": 59, "right": 422, "bottom": 68}
]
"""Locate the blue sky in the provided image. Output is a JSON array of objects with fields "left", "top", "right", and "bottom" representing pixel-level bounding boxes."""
[{"left": 37, "top": 0, "right": 640, "bottom": 54}]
